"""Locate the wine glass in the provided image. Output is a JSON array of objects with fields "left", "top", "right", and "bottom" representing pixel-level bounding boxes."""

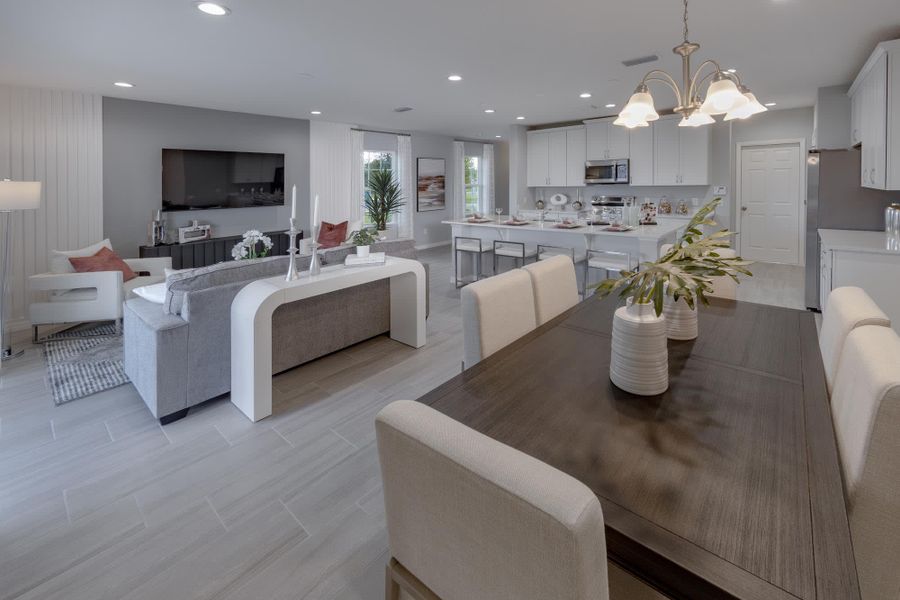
[{"left": 495, "top": 207, "right": 503, "bottom": 221}]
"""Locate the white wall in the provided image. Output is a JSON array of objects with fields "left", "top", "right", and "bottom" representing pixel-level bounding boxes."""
[{"left": 0, "top": 85, "right": 103, "bottom": 331}]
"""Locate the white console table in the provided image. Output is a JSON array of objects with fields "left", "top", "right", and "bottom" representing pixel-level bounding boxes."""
[{"left": 230, "top": 257, "right": 427, "bottom": 422}]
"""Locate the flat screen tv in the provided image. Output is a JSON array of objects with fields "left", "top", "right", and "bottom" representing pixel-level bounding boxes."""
[{"left": 161, "top": 148, "right": 285, "bottom": 211}]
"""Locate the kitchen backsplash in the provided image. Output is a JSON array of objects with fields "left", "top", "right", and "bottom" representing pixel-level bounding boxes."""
[{"left": 515, "top": 184, "right": 720, "bottom": 219}]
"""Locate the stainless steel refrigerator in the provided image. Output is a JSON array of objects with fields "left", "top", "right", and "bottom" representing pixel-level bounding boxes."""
[{"left": 805, "top": 148, "right": 897, "bottom": 310}]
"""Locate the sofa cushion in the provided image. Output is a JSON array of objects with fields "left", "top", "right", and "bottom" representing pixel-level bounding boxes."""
[
  {"left": 318, "top": 221, "right": 348, "bottom": 249},
  {"left": 132, "top": 282, "right": 167, "bottom": 304},
  {"left": 126, "top": 275, "right": 165, "bottom": 299},
  {"left": 69, "top": 247, "right": 137, "bottom": 282},
  {"left": 163, "top": 255, "right": 288, "bottom": 315},
  {"left": 51, "top": 239, "right": 113, "bottom": 273}
]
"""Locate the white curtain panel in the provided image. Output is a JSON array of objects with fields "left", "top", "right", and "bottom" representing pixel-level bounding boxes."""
[
  {"left": 482, "top": 143, "right": 495, "bottom": 215},
  {"left": 349, "top": 129, "right": 365, "bottom": 222},
  {"left": 309, "top": 121, "right": 352, "bottom": 227},
  {"left": 396, "top": 135, "right": 415, "bottom": 239},
  {"left": 452, "top": 141, "right": 466, "bottom": 221}
]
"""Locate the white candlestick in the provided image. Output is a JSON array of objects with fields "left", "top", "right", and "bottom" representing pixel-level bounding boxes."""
[
  {"left": 312, "top": 194, "right": 319, "bottom": 234},
  {"left": 290, "top": 185, "right": 297, "bottom": 221}
]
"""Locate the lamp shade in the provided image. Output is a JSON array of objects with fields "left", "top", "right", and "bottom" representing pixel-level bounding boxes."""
[
  {"left": 700, "top": 78, "right": 748, "bottom": 115},
  {"left": 678, "top": 111, "right": 715, "bottom": 127},
  {"left": 614, "top": 115, "right": 650, "bottom": 129},
  {"left": 724, "top": 91, "right": 768, "bottom": 121},
  {"left": 0, "top": 181, "right": 41, "bottom": 210},
  {"left": 620, "top": 91, "right": 659, "bottom": 122}
]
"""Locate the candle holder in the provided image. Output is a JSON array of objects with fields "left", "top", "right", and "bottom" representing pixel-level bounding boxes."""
[
  {"left": 308, "top": 227, "right": 321, "bottom": 276},
  {"left": 284, "top": 218, "right": 301, "bottom": 282}
]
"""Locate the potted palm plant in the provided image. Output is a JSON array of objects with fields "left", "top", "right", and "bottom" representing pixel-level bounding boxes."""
[
  {"left": 365, "top": 169, "right": 405, "bottom": 238},
  {"left": 593, "top": 198, "right": 752, "bottom": 395}
]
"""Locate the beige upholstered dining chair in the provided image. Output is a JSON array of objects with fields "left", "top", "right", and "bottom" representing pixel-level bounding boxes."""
[
  {"left": 523, "top": 254, "right": 580, "bottom": 325},
  {"left": 830, "top": 325, "right": 900, "bottom": 600},
  {"left": 461, "top": 269, "right": 537, "bottom": 369},
  {"left": 375, "top": 400, "right": 611, "bottom": 600},
  {"left": 819, "top": 286, "right": 891, "bottom": 393}
]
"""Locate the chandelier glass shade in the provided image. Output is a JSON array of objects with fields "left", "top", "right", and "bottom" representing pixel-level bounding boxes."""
[{"left": 616, "top": 0, "right": 767, "bottom": 128}]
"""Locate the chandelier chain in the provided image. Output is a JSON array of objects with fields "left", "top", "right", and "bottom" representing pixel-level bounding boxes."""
[{"left": 682, "top": 0, "right": 689, "bottom": 42}]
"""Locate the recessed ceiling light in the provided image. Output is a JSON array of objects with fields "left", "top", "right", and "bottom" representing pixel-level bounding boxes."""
[
  {"left": 764, "top": 102, "right": 776, "bottom": 107},
  {"left": 495, "top": 135, "right": 502, "bottom": 138},
  {"left": 579, "top": 92, "right": 592, "bottom": 98},
  {"left": 516, "top": 116, "right": 525, "bottom": 120},
  {"left": 726, "top": 68, "right": 737, "bottom": 74},
  {"left": 447, "top": 74, "right": 462, "bottom": 82},
  {"left": 310, "top": 110, "right": 322, "bottom": 115},
  {"left": 484, "top": 109, "right": 495, "bottom": 113},
  {"left": 113, "top": 82, "right": 134, "bottom": 88},
  {"left": 195, "top": 2, "right": 230, "bottom": 16},
  {"left": 605, "top": 103, "right": 616, "bottom": 108}
]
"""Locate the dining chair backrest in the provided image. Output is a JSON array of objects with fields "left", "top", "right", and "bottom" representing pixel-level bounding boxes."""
[
  {"left": 523, "top": 255, "right": 579, "bottom": 325},
  {"left": 830, "top": 325, "right": 900, "bottom": 600},
  {"left": 375, "top": 400, "right": 610, "bottom": 600},
  {"left": 461, "top": 268, "right": 537, "bottom": 368},
  {"left": 819, "top": 286, "right": 891, "bottom": 393}
]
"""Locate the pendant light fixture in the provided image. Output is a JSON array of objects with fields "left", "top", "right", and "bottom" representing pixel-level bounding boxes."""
[{"left": 616, "top": 0, "right": 767, "bottom": 128}]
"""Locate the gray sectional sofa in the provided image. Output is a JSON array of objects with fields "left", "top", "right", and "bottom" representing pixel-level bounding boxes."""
[{"left": 123, "top": 238, "right": 426, "bottom": 423}]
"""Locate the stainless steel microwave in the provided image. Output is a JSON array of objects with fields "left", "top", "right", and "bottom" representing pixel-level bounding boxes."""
[{"left": 585, "top": 159, "right": 629, "bottom": 184}]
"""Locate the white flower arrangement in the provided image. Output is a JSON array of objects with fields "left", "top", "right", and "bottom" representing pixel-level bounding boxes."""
[{"left": 232, "top": 229, "right": 273, "bottom": 260}]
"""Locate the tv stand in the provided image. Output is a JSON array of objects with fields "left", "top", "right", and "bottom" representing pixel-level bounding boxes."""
[{"left": 138, "top": 229, "right": 301, "bottom": 269}]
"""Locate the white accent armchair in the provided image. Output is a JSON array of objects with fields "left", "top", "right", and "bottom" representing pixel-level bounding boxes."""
[{"left": 29, "top": 256, "right": 171, "bottom": 339}]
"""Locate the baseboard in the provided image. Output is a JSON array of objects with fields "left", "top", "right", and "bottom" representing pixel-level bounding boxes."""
[{"left": 414, "top": 240, "right": 451, "bottom": 251}]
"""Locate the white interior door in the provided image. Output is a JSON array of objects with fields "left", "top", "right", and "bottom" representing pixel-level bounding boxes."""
[{"left": 739, "top": 143, "right": 802, "bottom": 264}]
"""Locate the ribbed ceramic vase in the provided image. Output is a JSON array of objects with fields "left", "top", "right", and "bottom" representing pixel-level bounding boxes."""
[
  {"left": 663, "top": 294, "right": 698, "bottom": 340},
  {"left": 610, "top": 298, "right": 669, "bottom": 395}
]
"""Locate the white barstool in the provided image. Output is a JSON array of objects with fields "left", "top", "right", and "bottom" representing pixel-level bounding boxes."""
[
  {"left": 829, "top": 325, "right": 900, "bottom": 600},
  {"left": 493, "top": 240, "right": 537, "bottom": 275},
  {"left": 454, "top": 236, "right": 492, "bottom": 288},
  {"left": 583, "top": 249, "right": 634, "bottom": 298}
]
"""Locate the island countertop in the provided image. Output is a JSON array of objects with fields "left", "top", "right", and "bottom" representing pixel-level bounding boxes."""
[{"left": 442, "top": 217, "right": 685, "bottom": 241}]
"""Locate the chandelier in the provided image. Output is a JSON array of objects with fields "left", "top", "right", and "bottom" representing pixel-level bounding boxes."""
[{"left": 615, "top": 0, "right": 767, "bottom": 128}]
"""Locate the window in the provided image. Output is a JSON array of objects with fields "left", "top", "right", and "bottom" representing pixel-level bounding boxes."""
[
  {"left": 465, "top": 156, "right": 480, "bottom": 215},
  {"left": 363, "top": 150, "right": 396, "bottom": 226}
]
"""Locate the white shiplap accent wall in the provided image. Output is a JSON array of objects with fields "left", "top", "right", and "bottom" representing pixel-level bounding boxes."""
[
  {"left": 309, "top": 121, "right": 352, "bottom": 226},
  {"left": 0, "top": 86, "right": 103, "bottom": 329}
]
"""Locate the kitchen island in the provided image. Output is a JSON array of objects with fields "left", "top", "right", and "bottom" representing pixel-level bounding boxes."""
[{"left": 443, "top": 217, "right": 684, "bottom": 281}]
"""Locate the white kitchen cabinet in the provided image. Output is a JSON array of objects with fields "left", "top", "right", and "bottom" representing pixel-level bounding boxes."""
[
  {"left": 820, "top": 229, "right": 900, "bottom": 333},
  {"left": 652, "top": 116, "right": 709, "bottom": 185},
  {"left": 653, "top": 117, "right": 681, "bottom": 185},
  {"left": 565, "top": 126, "right": 586, "bottom": 187},
  {"left": 629, "top": 125, "right": 654, "bottom": 186},
  {"left": 527, "top": 127, "right": 583, "bottom": 187},
  {"left": 585, "top": 118, "right": 629, "bottom": 161},
  {"left": 849, "top": 39, "right": 899, "bottom": 190},
  {"left": 527, "top": 131, "right": 550, "bottom": 187}
]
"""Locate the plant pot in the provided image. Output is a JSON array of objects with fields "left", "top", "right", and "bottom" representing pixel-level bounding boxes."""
[
  {"left": 377, "top": 229, "right": 389, "bottom": 240},
  {"left": 609, "top": 297, "right": 669, "bottom": 396},
  {"left": 356, "top": 245, "right": 370, "bottom": 257},
  {"left": 663, "top": 294, "right": 698, "bottom": 340}
]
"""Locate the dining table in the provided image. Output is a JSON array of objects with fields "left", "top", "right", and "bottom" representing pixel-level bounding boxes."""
[{"left": 417, "top": 295, "right": 860, "bottom": 600}]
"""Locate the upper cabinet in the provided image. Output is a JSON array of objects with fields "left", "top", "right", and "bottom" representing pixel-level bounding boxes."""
[
  {"left": 653, "top": 116, "right": 710, "bottom": 186},
  {"left": 629, "top": 125, "right": 654, "bottom": 186},
  {"left": 585, "top": 118, "right": 629, "bottom": 160},
  {"left": 526, "top": 126, "right": 585, "bottom": 187},
  {"left": 849, "top": 39, "right": 899, "bottom": 190}
]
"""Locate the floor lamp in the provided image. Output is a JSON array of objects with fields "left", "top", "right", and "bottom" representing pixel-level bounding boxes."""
[{"left": 0, "top": 180, "right": 42, "bottom": 361}]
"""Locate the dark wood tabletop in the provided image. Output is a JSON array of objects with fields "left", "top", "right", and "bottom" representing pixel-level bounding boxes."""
[{"left": 418, "top": 295, "right": 860, "bottom": 600}]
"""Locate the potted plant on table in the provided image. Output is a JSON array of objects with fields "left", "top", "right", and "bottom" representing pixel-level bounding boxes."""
[
  {"left": 351, "top": 228, "right": 378, "bottom": 257},
  {"left": 365, "top": 169, "right": 405, "bottom": 239},
  {"left": 593, "top": 198, "right": 753, "bottom": 395},
  {"left": 231, "top": 230, "right": 273, "bottom": 261}
]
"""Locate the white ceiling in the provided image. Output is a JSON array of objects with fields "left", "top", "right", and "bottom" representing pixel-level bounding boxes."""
[{"left": 2, "top": 0, "right": 899, "bottom": 140}]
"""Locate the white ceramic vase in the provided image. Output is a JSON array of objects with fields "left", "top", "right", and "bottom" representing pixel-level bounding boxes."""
[
  {"left": 663, "top": 294, "right": 698, "bottom": 340},
  {"left": 356, "top": 245, "right": 370, "bottom": 257},
  {"left": 609, "top": 297, "right": 669, "bottom": 396},
  {"left": 377, "top": 229, "right": 389, "bottom": 241}
]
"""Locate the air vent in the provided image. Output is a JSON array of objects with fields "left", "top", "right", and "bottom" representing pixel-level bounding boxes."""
[
  {"left": 621, "top": 54, "right": 659, "bottom": 67},
  {"left": 394, "top": 106, "right": 414, "bottom": 113}
]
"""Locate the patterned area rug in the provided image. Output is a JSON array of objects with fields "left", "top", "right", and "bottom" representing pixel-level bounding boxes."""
[{"left": 42, "top": 322, "right": 130, "bottom": 405}]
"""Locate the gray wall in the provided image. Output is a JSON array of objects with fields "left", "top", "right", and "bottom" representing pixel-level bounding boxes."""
[{"left": 103, "top": 97, "right": 310, "bottom": 257}]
